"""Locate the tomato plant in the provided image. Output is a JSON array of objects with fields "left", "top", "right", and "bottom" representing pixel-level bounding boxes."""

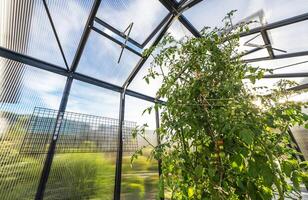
[{"left": 133, "top": 11, "right": 308, "bottom": 200}]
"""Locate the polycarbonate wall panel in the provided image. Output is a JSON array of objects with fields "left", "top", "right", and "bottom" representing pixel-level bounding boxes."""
[
  {"left": 122, "top": 96, "right": 159, "bottom": 200},
  {"left": 45, "top": 0, "right": 95, "bottom": 65},
  {"left": 44, "top": 80, "right": 120, "bottom": 200},
  {"left": 96, "top": 0, "right": 169, "bottom": 43},
  {"left": 77, "top": 31, "right": 141, "bottom": 86},
  {"left": 0, "top": 57, "right": 66, "bottom": 199},
  {"left": 0, "top": 0, "right": 65, "bottom": 67},
  {"left": 184, "top": 0, "right": 308, "bottom": 31}
]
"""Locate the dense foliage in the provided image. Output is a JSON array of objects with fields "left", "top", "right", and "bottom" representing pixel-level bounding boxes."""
[{"left": 135, "top": 12, "right": 308, "bottom": 200}]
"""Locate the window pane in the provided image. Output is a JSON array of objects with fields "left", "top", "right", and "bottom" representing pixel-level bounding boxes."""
[
  {"left": 122, "top": 96, "right": 159, "bottom": 200},
  {"left": 44, "top": 80, "right": 120, "bottom": 200},
  {"left": 268, "top": 20, "right": 308, "bottom": 56},
  {"left": 45, "top": 0, "right": 95, "bottom": 65},
  {"left": 77, "top": 31, "right": 141, "bottom": 86},
  {"left": 251, "top": 56, "right": 308, "bottom": 74},
  {"left": 0, "top": 0, "right": 66, "bottom": 67},
  {"left": 184, "top": 0, "right": 308, "bottom": 31},
  {"left": 129, "top": 20, "right": 192, "bottom": 98},
  {"left": 0, "top": 57, "right": 66, "bottom": 199},
  {"left": 96, "top": 0, "right": 168, "bottom": 43}
]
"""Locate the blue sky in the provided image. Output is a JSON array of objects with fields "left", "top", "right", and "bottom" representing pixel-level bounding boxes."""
[{"left": 1, "top": 0, "right": 308, "bottom": 129}]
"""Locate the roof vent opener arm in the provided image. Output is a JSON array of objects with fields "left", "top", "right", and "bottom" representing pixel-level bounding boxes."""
[
  {"left": 117, "top": 22, "right": 134, "bottom": 64},
  {"left": 241, "top": 10, "right": 287, "bottom": 54},
  {"left": 243, "top": 33, "right": 287, "bottom": 54}
]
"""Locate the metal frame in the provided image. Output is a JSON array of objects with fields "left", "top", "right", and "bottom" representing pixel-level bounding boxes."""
[{"left": 1, "top": 0, "right": 308, "bottom": 199}]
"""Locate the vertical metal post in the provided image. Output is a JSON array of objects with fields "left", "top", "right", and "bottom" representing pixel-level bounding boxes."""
[
  {"left": 155, "top": 105, "right": 164, "bottom": 200},
  {"left": 114, "top": 90, "right": 126, "bottom": 200},
  {"left": 35, "top": 75, "right": 73, "bottom": 200}
]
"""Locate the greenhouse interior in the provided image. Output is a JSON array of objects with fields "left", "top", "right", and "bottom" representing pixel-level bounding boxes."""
[{"left": 1, "top": 0, "right": 308, "bottom": 199}]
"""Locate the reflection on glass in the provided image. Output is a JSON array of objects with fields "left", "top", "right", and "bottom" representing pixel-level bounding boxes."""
[
  {"left": 44, "top": 80, "right": 120, "bottom": 200},
  {"left": 184, "top": 0, "right": 308, "bottom": 31},
  {"left": 96, "top": 0, "right": 168, "bottom": 43},
  {"left": 77, "top": 31, "right": 140, "bottom": 86},
  {"left": 0, "top": 58, "right": 66, "bottom": 199},
  {"left": 122, "top": 96, "right": 159, "bottom": 200}
]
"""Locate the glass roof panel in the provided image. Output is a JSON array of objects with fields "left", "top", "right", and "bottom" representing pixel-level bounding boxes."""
[
  {"left": 244, "top": 77, "right": 308, "bottom": 94},
  {"left": 268, "top": 20, "right": 308, "bottom": 56},
  {"left": 96, "top": 0, "right": 169, "bottom": 44},
  {"left": 129, "top": 20, "right": 192, "bottom": 98},
  {"left": 241, "top": 49, "right": 269, "bottom": 60},
  {"left": 184, "top": 0, "right": 308, "bottom": 31},
  {"left": 238, "top": 33, "right": 264, "bottom": 53},
  {"left": 0, "top": 0, "right": 66, "bottom": 67},
  {"left": 45, "top": 0, "right": 95, "bottom": 65},
  {"left": 251, "top": 56, "right": 308, "bottom": 74},
  {"left": 76, "top": 31, "right": 141, "bottom": 86}
]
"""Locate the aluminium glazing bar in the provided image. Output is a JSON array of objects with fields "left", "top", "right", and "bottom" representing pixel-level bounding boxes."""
[
  {"left": 178, "top": 0, "right": 203, "bottom": 14},
  {"left": 289, "top": 83, "right": 308, "bottom": 91},
  {"left": 155, "top": 106, "right": 164, "bottom": 200},
  {"left": 70, "top": 0, "right": 102, "bottom": 72},
  {"left": 263, "top": 72, "right": 308, "bottom": 78},
  {"left": 240, "top": 12, "right": 308, "bottom": 37},
  {"left": 142, "top": 13, "right": 173, "bottom": 48},
  {"left": 0, "top": 46, "right": 67, "bottom": 76},
  {"left": 244, "top": 50, "right": 308, "bottom": 63},
  {"left": 113, "top": 91, "right": 126, "bottom": 200},
  {"left": 42, "top": 0, "right": 69, "bottom": 70},
  {"left": 0, "top": 47, "right": 164, "bottom": 104},
  {"left": 35, "top": 76, "right": 73, "bottom": 200},
  {"left": 159, "top": 0, "right": 201, "bottom": 38}
]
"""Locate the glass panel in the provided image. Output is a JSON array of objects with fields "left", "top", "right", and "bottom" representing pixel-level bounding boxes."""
[
  {"left": 128, "top": 57, "right": 161, "bottom": 98},
  {"left": 0, "top": 57, "right": 66, "bottom": 199},
  {"left": 251, "top": 56, "right": 308, "bottom": 74},
  {"left": 77, "top": 31, "right": 141, "bottom": 86},
  {"left": 184, "top": 0, "right": 308, "bottom": 31},
  {"left": 238, "top": 33, "right": 264, "bottom": 52},
  {"left": 238, "top": 33, "right": 269, "bottom": 59},
  {"left": 268, "top": 20, "right": 308, "bottom": 55},
  {"left": 45, "top": 80, "right": 120, "bottom": 200},
  {"left": 96, "top": 0, "right": 169, "bottom": 43},
  {"left": 288, "top": 94, "right": 308, "bottom": 161},
  {"left": 122, "top": 96, "right": 159, "bottom": 200},
  {"left": 45, "top": 0, "right": 95, "bottom": 65},
  {"left": 244, "top": 77, "right": 308, "bottom": 95},
  {"left": 0, "top": 0, "right": 66, "bottom": 67},
  {"left": 129, "top": 20, "right": 192, "bottom": 98},
  {"left": 241, "top": 49, "right": 269, "bottom": 60}
]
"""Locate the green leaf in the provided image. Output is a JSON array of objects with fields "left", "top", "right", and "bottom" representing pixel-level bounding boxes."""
[
  {"left": 188, "top": 187, "right": 194, "bottom": 198},
  {"left": 239, "top": 129, "right": 254, "bottom": 145},
  {"left": 195, "top": 165, "right": 203, "bottom": 177}
]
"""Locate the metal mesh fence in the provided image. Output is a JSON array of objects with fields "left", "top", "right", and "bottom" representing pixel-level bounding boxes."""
[{"left": 20, "top": 107, "right": 138, "bottom": 154}]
